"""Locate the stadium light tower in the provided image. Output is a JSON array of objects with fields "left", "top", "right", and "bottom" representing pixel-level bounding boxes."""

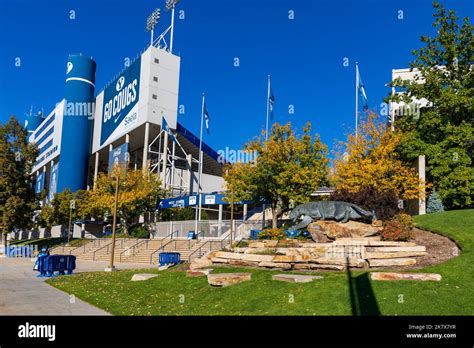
[
  {"left": 146, "top": 8, "right": 161, "bottom": 46},
  {"left": 165, "top": 0, "right": 180, "bottom": 53}
]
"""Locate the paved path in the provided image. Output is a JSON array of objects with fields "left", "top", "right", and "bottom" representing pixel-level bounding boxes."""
[{"left": 0, "top": 257, "right": 152, "bottom": 315}]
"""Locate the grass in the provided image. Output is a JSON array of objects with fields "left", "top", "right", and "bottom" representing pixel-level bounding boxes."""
[{"left": 46, "top": 210, "right": 474, "bottom": 315}]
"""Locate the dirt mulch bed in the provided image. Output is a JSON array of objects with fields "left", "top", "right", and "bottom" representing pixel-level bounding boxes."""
[{"left": 404, "top": 228, "right": 460, "bottom": 269}]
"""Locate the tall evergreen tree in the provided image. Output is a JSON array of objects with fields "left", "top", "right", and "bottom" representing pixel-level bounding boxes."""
[
  {"left": 387, "top": 2, "right": 474, "bottom": 209},
  {"left": 0, "top": 116, "right": 39, "bottom": 244}
]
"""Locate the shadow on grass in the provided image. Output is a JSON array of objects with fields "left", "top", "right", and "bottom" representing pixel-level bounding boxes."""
[{"left": 346, "top": 257, "right": 380, "bottom": 316}]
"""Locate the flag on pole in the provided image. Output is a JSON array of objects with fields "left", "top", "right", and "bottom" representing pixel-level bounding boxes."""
[
  {"left": 269, "top": 87, "right": 275, "bottom": 120},
  {"left": 357, "top": 68, "right": 369, "bottom": 111},
  {"left": 162, "top": 116, "right": 176, "bottom": 142},
  {"left": 204, "top": 102, "right": 210, "bottom": 134}
]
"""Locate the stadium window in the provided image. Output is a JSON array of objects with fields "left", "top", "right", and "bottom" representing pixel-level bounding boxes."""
[
  {"left": 152, "top": 94, "right": 157, "bottom": 100},
  {"left": 154, "top": 58, "right": 159, "bottom": 64},
  {"left": 153, "top": 76, "right": 158, "bottom": 82}
]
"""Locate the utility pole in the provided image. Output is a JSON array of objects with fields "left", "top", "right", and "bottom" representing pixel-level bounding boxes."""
[
  {"left": 108, "top": 174, "right": 120, "bottom": 271},
  {"left": 67, "top": 200, "right": 75, "bottom": 245},
  {"left": 230, "top": 189, "right": 234, "bottom": 245}
]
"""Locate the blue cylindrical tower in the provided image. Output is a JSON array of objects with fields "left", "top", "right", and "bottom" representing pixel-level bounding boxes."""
[{"left": 57, "top": 54, "right": 96, "bottom": 193}]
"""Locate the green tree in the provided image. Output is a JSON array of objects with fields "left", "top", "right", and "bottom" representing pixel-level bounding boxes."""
[
  {"left": 0, "top": 116, "right": 39, "bottom": 244},
  {"left": 38, "top": 189, "right": 87, "bottom": 228},
  {"left": 386, "top": 2, "right": 474, "bottom": 209},
  {"left": 85, "top": 168, "right": 164, "bottom": 234},
  {"left": 224, "top": 122, "right": 329, "bottom": 229}
]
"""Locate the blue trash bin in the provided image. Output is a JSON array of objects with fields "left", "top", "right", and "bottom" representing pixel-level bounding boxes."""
[
  {"left": 249, "top": 230, "right": 261, "bottom": 240},
  {"left": 34, "top": 253, "right": 49, "bottom": 277},
  {"left": 66, "top": 255, "right": 76, "bottom": 274},
  {"left": 158, "top": 252, "right": 181, "bottom": 267},
  {"left": 187, "top": 231, "right": 196, "bottom": 240}
]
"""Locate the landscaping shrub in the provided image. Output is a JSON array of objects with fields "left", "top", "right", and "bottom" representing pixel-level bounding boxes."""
[
  {"left": 258, "top": 228, "right": 286, "bottom": 240},
  {"left": 330, "top": 186, "right": 400, "bottom": 221},
  {"left": 381, "top": 213, "right": 414, "bottom": 241},
  {"left": 426, "top": 189, "right": 444, "bottom": 214},
  {"left": 130, "top": 225, "right": 149, "bottom": 239},
  {"left": 233, "top": 240, "right": 249, "bottom": 248}
]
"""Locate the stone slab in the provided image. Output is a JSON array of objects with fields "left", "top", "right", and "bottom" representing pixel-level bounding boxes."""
[
  {"left": 366, "top": 246, "right": 426, "bottom": 252},
  {"left": 214, "top": 251, "right": 274, "bottom": 263},
  {"left": 365, "top": 251, "right": 427, "bottom": 259},
  {"left": 368, "top": 258, "right": 417, "bottom": 267},
  {"left": 186, "top": 269, "right": 213, "bottom": 277},
  {"left": 207, "top": 273, "right": 252, "bottom": 287},
  {"left": 272, "top": 274, "right": 323, "bottom": 283},
  {"left": 370, "top": 272, "right": 442, "bottom": 281},
  {"left": 258, "top": 261, "right": 292, "bottom": 269},
  {"left": 314, "top": 257, "right": 367, "bottom": 267},
  {"left": 131, "top": 273, "right": 159, "bottom": 282}
]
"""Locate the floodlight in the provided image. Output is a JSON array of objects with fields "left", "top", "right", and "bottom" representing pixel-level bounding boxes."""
[{"left": 166, "top": 0, "right": 180, "bottom": 11}]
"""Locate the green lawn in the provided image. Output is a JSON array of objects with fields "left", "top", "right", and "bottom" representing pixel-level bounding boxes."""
[{"left": 47, "top": 210, "right": 474, "bottom": 315}]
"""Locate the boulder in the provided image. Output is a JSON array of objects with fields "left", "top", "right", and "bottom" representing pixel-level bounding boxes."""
[
  {"left": 207, "top": 273, "right": 252, "bottom": 287},
  {"left": 186, "top": 269, "right": 213, "bottom": 277},
  {"left": 189, "top": 258, "right": 213, "bottom": 270},
  {"left": 131, "top": 273, "right": 159, "bottom": 282},
  {"left": 370, "top": 272, "right": 442, "bottom": 281},
  {"left": 272, "top": 274, "right": 323, "bottom": 283},
  {"left": 312, "top": 220, "right": 382, "bottom": 239},
  {"left": 307, "top": 223, "right": 331, "bottom": 242},
  {"left": 368, "top": 258, "right": 416, "bottom": 267}
]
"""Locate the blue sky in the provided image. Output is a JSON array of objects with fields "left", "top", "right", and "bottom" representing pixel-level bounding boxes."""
[{"left": 0, "top": 0, "right": 472, "bottom": 154}]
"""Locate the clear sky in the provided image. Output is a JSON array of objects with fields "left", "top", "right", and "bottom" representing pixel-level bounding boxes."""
[{"left": 0, "top": 0, "right": 472, "bottom": 155}]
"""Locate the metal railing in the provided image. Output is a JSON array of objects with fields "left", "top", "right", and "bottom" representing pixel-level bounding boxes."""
[
  {"left": 119, "top": 239, "right": 147, "bottom": 262},
  {"left": 91, "top": 239, "right": 126, "bottom": 261}
]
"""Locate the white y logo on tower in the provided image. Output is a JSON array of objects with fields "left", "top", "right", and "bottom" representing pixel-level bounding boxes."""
[
  {"left": 116, "top": 76, "right": 125, "bottom": 91},
  {"left": 66, "top": 62, "right": 73, "bottom": 74}
]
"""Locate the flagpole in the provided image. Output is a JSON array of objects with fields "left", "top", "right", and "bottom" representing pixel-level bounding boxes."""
[
  {"left": 194, "top": 93, "right": 205, "bottom": 236},
  {"left": 355, "top": 62, "right": 359, "bottom": 141},
  {"left": 265, "top": 75, "right": 271, "bottom": 141}
]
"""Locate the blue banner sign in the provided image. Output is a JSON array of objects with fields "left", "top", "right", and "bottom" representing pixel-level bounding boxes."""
[
  {"left": 158, "top": 194, "right": 252, "bottom": 209},
  {"left": 48, "top": 163, "right": 59, "bottom": 201},
  {"left": 35, "top": 171, "right": 45, "bottom": 194},
  {"left": 108, "top": 143, "right": 129, "bottom": 173},
  {"left": 100, "top": 57, "right": 141, "bottom": 146}
]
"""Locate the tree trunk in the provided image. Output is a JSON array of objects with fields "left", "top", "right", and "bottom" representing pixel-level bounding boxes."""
[{"left": 271, "top": 204, "right": 278, "bottom": 229}]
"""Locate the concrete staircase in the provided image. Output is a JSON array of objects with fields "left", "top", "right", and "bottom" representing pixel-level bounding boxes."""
[{"left": 51, "top": 237, "right": 231, "bottom": 265}]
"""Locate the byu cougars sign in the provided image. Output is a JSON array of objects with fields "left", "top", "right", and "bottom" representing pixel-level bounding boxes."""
[{"left": 101, "top": 57, "right": 141, "bottom": 146}]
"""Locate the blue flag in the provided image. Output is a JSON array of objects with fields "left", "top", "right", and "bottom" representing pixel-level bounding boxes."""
[
  {"left": 269, "top": 87, "right": 275, "bottom": 120},
  {"left": 204, "top": 102, "right": 210, "bottom": 134},
  {"left": 162, "top": 116, "right": 176, "bottom": 142},
  {"left": 357, "top": 68, "right": 369, "bottom": 111}
]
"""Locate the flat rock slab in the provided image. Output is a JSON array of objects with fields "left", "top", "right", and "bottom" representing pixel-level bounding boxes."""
[
  {"left": 368, "top": 258, "right": 416, "bottom": 267},
  {"left": 371, "top": 272, "right": 442, "bottom": 281},
  {"left": 272, "top": 274, "right": 323, "bottom": 283},
  {"left": 207, "top": 273, "right": 251, "bottom": 287},
  {"left": 131, "top": 273, "right": 159, "bottom": 282},
  {"left": 186, "top": 269, "right": 213, "bottom": 277}
]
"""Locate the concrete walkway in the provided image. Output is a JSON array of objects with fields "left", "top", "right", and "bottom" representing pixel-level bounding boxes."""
[{"left": 0, "top": 257, "right": 153, "bottom": 315}]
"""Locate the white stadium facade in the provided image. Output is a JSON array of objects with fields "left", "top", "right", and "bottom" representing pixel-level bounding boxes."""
[{"left": 17, "top": 4, "right": 263, "bottom": 242}]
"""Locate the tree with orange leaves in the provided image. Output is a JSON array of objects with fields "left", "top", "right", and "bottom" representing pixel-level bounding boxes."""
[{"left": 331, "top": 112, "right": 425, "bottom": 200}]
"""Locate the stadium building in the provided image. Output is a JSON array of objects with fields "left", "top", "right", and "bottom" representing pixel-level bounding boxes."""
[{"left": 23, "top": 4, "right": 258, "bottom": 241}]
